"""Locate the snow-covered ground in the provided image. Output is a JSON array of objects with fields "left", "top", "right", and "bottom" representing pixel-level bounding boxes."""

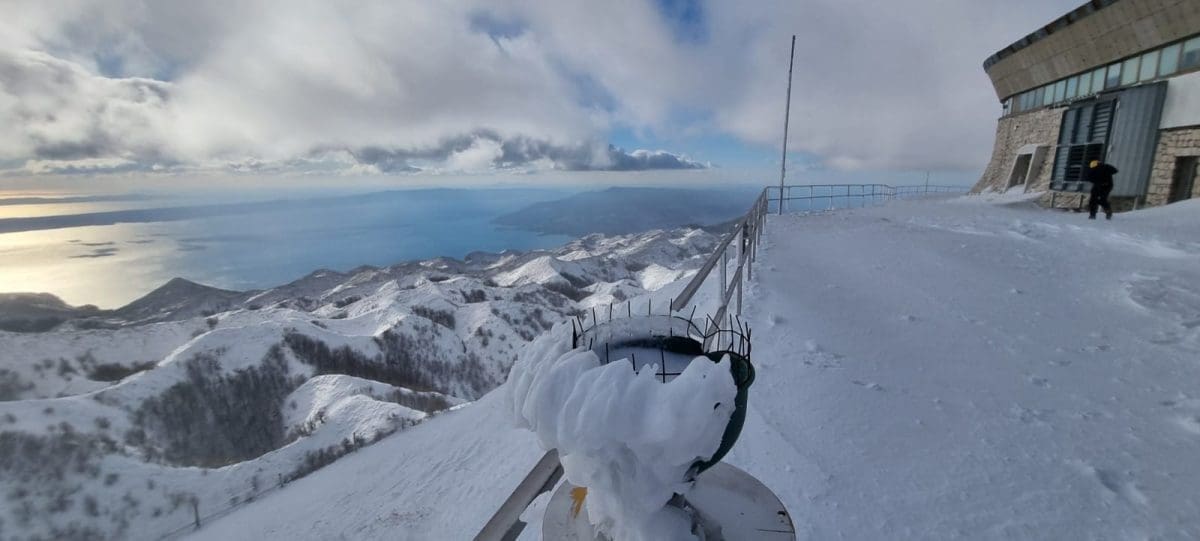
[
  {"left": 731, "top": 197, "right": 1200, "bottom": 539},
  {"left": 188, "top": 196, "right": 1200, "bottom": 540}
]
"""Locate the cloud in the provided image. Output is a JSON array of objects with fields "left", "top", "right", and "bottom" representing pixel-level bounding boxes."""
[
  {"left": 0, "top": 0, "right": 1082, "bottom": 176},
  {"left": 0, "top": 50, "right": 171, "bottom": 163},
  {"left": 343, "top": 133, "right": 705, "bottom": 173}
]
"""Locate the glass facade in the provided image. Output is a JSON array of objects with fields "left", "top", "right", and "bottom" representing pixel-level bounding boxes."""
[
  {"left": 1090, "top": 67, "right": 1106, "bottom": 94},
  {"left": 1120, "top": 57, "right": 1139, "bottom": 85},
  {"left": 1183, "top": 37, "right": 1200, "bottom": 70},
  {"left": 1105, "top": 63, "right": 1121, "bottom": 89},
  {"left": 1139, "top": 50, "right": 1159, "bottom": 81},
  {"left": 1007, "top": 33, "right": 1200, "bottom": 116},
  {"left": 1160, "top": 44, "right": 1181, "bottom": 76}
]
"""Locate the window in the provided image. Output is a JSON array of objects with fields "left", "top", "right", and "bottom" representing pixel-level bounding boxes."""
[
  {"left": 1160, "top": 43, "right": 1181, "bottom": 76},
  {"left": 1053, "top": 80, "right": 1066, "bottom": 102},
  {"left": 1183, "top": 37, "right": 1200, "bottom": 70},
  {"left": 1121, "top": 57, "right": 1140, "bottom": 85},
  {"left": 1065, "top": 76, "right": 1079, "bottom": 99},
  {"left": 1105, "top": 63, "right": 1122, "bottom": 88},
  {"left": 1091, "top": 67, "right": 1107, "bottom": 94},
  {"left": 1053, "top": 100, "right": 1116, "bottom": 190},
  {"left": 1041, "top": 85, "right": 1054, "bottom": 106},
  {"left": 1139, "top": 50, "right": 1159, "bottom": 81},
  {"left": 1078, "top": 72, "right": 1092, "bottom": 97}
]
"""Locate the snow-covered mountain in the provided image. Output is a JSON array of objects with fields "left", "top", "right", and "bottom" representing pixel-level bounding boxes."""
[{"left": 0, "top": 226, "right": 718, "bottom": 541}]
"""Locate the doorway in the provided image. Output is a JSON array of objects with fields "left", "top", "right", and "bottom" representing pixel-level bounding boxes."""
[
  {"left": 1170, "top": 157, "right": 1198, "bottom": 203},
  {"left": 1007, "top": 153, "right": 1033, "bottom": 191}
]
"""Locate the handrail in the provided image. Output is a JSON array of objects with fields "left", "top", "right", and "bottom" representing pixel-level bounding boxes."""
[
  {"left": 670, "top": 187, "right": 769, "bottom": 349},
  {"left": 475, "top": 182, "right": 965, "bottom": 540},
  {"left": 473, "top": 449, "right": 564, "bottom": 541},
  {"left": 670, "top": 220, "right": 746, "bottom": 314},
  {"left": 670, "top": 188, "right": 768, "bottom": 313}
]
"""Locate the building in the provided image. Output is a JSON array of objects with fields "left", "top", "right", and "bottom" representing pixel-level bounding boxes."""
[{"left": 972, "top": 0, "right": 1200, "bottom": 209}]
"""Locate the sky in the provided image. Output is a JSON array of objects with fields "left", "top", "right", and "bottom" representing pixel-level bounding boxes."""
[{"left": 0, "top": 0, "right": 1085, "bottom": 192}]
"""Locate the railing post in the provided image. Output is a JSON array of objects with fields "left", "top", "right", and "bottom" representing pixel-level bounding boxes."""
[
  {"left": 742, "top": 219, "right": 751, "bottom": 281},
  {"left": 736, "top": 276, "right": 743, "bottom": 316},
  {"left": 719, "top": 248, "right": 727, "bottom": 302},
  {"left": 752, "top": 207, "right": 760, "bottom": 263}
]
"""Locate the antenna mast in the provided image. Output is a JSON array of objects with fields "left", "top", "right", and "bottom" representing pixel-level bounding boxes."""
[{"left": 779, "top": 35, "right": 796, "bottom": 216}]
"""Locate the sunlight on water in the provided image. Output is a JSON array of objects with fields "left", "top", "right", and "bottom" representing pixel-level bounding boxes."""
[
  {"left": 0, "top": 201, "right": 159, "bottom": 220},
  {"left": 0, "top": 223, "right": 174, "bottom": 307}
]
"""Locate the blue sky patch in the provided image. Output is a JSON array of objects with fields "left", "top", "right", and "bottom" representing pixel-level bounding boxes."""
[{"left": 654, "top": 0, "right": 707, "bottom": 44}]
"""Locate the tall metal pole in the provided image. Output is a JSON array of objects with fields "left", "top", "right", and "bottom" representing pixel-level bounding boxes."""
[{"left": 778, "top": 35, "right": 796, "bottom": 216}]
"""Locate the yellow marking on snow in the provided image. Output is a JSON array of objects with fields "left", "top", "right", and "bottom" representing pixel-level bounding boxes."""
[{"left": 569, "top": 487, "right": 588, "bottom": 518}]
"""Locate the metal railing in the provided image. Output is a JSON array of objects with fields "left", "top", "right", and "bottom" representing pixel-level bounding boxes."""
[
  {"left": 669, "top": 188, "right": 770, "bottom": 344},
  {"left": 771, "top": 183, "right": 967, "bottom": 214},
  {"left": 474, "top": 182, "right": 966, "bottom": 541}
]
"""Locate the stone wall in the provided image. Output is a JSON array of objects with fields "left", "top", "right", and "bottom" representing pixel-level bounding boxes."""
[
  {"left": 1145, "top": 126, "right": 1200, "bottom": 206},
  {"left": 972, "top": 107, "right": 1065, "bottom": 194}
]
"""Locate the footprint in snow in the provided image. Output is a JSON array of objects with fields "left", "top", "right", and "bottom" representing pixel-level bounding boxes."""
[
  {"left": 1010, "top": 405, "right": 1052, "bottom": 425},
  {"left": 1161, "top": 398, "right": 1200, "bottom": 436},
  {"left": 1174, "top": 415, "right": 1200, "bottom": 436},
  {"left": 1124, "top": 274, "right": 1200, "bottom": 351},
  {"left": 1027, "top": 375, "right": 1051, "bottom": 388},
  {"left": 1068, "top": 461, "right": 1149, "bottom": 508},
  {"left": 851, "top": 380, "right": 884, "bottom": 392},
  {"left": 801, "top": 354, "right": 841, "bottom": 370}
]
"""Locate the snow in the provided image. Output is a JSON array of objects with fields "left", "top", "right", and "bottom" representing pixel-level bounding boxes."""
[
  {"left": 493, "top": 256, "right": 588, "bottom": 287},
  {"left": 506, "top": 323, "right": 736, "bottom": 540},
  {"left": 184, "top": 392, "right": 543, "bottom": 541},
  {"left": 0, "top": 319, "right": 204, "bottom": 399},
  {"left": 725, "top": 197, "right": 1200, "bottom": 539},
  {"left": 18, "top": 195, "right": 1199, "bottom": 539},
  {"left": 635, "top": 263, "right": 690, "bottom": 291},
  {"left": 282, "top": 375, "right": 427, "bottom": 436}
]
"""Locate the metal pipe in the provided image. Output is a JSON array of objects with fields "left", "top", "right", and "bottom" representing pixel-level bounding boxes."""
[
  {"left": 736, "top": 276, "right": 743, "bottom": 316},
  {"left": 719, "top": 248, "right": 727, "bottom": 303},
  {"left": 778, "top": 35, "right": 796, "bottom": 216},
  {"left": 474, "top": 451, "right": 564, "bottom": 541}
]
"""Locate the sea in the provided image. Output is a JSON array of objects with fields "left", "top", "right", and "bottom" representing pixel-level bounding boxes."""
[{"left": 0, "top": 188, "right": 578, "bottom": 308}]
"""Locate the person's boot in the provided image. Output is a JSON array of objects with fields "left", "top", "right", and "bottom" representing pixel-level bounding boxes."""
[
  {"left": 1089, "top": 213, "right": 1096, "bottom": 219},
  {"left": 1105, "top": 209, "right": 1112, "bottom": 220}
]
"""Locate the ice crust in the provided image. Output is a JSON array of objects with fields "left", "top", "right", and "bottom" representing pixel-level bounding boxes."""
[{"left": 507, "top": 324, "right": 736, "bottom": 540}]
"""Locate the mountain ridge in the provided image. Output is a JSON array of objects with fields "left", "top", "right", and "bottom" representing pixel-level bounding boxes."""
[{"left": 0, "top": 224, "right": 717, "bottom": 540}]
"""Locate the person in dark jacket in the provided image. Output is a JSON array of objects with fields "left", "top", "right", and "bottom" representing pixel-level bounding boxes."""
[{"left": 1083, "top": 160, "right": 1117, "bottom": 220}]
